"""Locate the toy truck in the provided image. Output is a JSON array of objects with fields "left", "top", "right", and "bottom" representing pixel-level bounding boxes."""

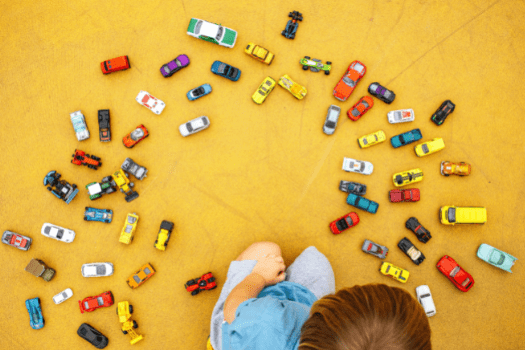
[
  {"left": 86, "top": 176, "right": 117, "bottom": 200},
  {"left": 117, "top": 301, "right": 144, "bottom": 345},
  {"left": 111, "top": 169, "right": 139, "bottom": 202},
  {"left": 25, "top": 259, "right": 55, "bottom": 282}
]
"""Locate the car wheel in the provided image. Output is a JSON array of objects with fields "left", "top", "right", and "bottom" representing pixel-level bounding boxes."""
[
  {"left": 133, "top": 320, "right": 138, "bottom": 329},
  {"left": 129, "top": 305, "right": 133, "bottom": 314},
  {"left": 298, "top": 16, "right": 303, "bottom": 21},
  {"left": 122, "top": 330, "right": 128, "bottom": 335},
  {"left": 191, "top": 290, "right": 200, "bottom": 296},
  {"left": 116, "top": 306, "right": 119, "bottom": 314},
  {"left": 288, "top": 12, "right": 293, "bottom": 17},
  {"left": 302, "top": 65, "right": 308, "bottom": 70},
  {"left": 84, "top": 217, "right": 87, "bottom": 221},
  {"left": 325, "top": 71, "right": 330, "bottom": 75}
]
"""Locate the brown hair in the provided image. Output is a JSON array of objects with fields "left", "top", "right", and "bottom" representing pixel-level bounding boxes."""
[{"left": 298, "top": 284, "right": 431, "bottom": 350}]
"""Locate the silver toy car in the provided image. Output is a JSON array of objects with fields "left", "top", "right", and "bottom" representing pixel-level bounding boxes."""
[
  {"left": 323, "top": 105, "right": 341, "bottom": 135},
  {"left": 179, "top": 116, "right": 210, "bottom": 137},
  {"left": 70, "top": 111, "right": 90, "bottom": 141},
  {"left": 342, "top": 158, "right": 374, "bottom": 175},
  {"left": 361, "top": 239, "right": 388, "bottom": 259},
  {"left": 2, "top": 230, "right": 32, "bottom": 251},
  {"left": 81, "top": 262, "right": 114, "bottom": 277},
  {"left": 121, "top": 158, "right": 148, "bottom": 180}
]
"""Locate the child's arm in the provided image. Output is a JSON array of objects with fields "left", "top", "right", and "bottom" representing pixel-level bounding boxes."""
[{"left": 223, "top": 255, "right": 286, "bottom": 324}]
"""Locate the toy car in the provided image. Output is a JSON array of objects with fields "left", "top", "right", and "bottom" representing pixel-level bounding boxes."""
[
  {"left": 390, "top": 128, "right": 422, "bottom": 148},
  {"left": 2, "top": 230, "right": 32, "bottom": 250},
  {"left": 278, "top": 74, "right": 307, "bottom": 100},
  {"left": 300, "top": 57, "right": 331, "bottom": 74},
  {"left": 329, "top": 212, "right": 359, "bottom": 234},
  {"left": 160, "top": 54, "right": 190, "bottom": 77},
  {"left": 25, "top": 297, "right": 44, "bottom": 329},
  {"left": 342, "top": 158, "right": 373, "bottom": 175},
  {"left": 84, "top": 207, "right": 112, "bottom": 223},
  {"left": 53, "top": 288, "right": 73, "bottom": 305},
  {"left": 398, "top": 238, "right": 425, "bottom": 265},
  {"left": 70, "top": 111, "right": 90, "bottom": 141},
  {"left": 245, "top": 43, "right": 274, "bottom": 65},
  {"left": 405, "top": 217, "right": 432, "bottom": 243},
  {"left": 123, "top": 124, "right": 149, "bottom": 148},
  {"left": 388, "top": 109, "right": 415, "bottom": 124},
  {"left": 252, "top": 77, "right": 276, "bottom": 104},
  {"left": 361, "top": 239, "right": 388, "bottom": 259},
  {"left": 121, "top": 158, "right": 148, "bottom": 180},
  {"left": 441, "top": 161, "right": 471, "bottom": 176},
  {"left": 187, "top": 83, "right": 212, "bottom": 101},
  {"left": 347, "top": 96, "right": 374, "bottom": 121},
  {"left": 111, "top": 169, "right": 139, "bottom": 202},
  {"left": 333, "top": 61, "right": 366, "bottom": 102},
  {"left": 120, "top": 213, "right": 139, "bottom": 244},
  {"left": 136, "top": 91, "right": 165, "bottom": 115},
  {"left": 117, "top": 301, "right": 143, "bottom": 345},
  {"left": 393, "top": 168, "right": 423, "bottom": 187},
  {"left": 25, "top": 258, "right": 55, "bottom": 282},
  {"left": 41, "top": 223, "right": 76, "bottom": 243},
  {"left": 179, "top": 116, "right": 210, "bottom": 137},
  {"left": 389, "top": 188, "right": 420, "bottom": 203},
  {"left": 282, "top": 11, "right": 302, "bottom": 39},
  {"left": 186, "top": 18, "right": 237, "bottom": 48},
  {"left": 86, "top": 176, "right": 117, "bottom": 200},
  {"left": 477, "top": 243, "right": 517, "bottom": 273},
  {"left": 440, "top": 206, "right": 487, "bottom": 225},
  {"left": 98, "top": 109, "right": 111, "bottom": 142},
  {"left": 82, "top": 263, "right": 114, "bottom": 277},
  {"left": 416, "top": 285, "right": 436, "bottom": 317},
  {"left": 368, "top": 83, "right": 395, "bottom": 104},
  {"left": 339, "top": 181, "right": 366, "bottom": 196},
  {"left": 185, "top": 272, "right": 217, "bottom": 296},
  {"left": 414, "top": 138, "right": 445, "bottom": 157},
  {"left": 211, "top": 60, "right": 241, "bottom": 81},
  {"left": 44, "top": 170, "right": 79, "bottom": 204},
  {"left": 154, "top": 220, "right": 175, "bottom": 251},
  {"left": 79, "top": 291, "right": 114, "bottom": 313},
  {"left": 77, "top": 323, "right": 109, "bottom": 349},
  {"left": 71, "top": 149, "right": 102, "bottom": 170},
  {"left": 436, "top": 255, "right": 474, "bottom": 292},
  {"left": 358, "top": 130, "right": 386, "bottom": 148},
  {"left": 127, "top": 263, "right": 155, "bottom": 289},
  {"left": 380, "top": 262, "right": 409, "bottom": 283},
  {"left": 431, "top": 100, "right": 455, "bottom": 125},
  {"left": 323, "top": 105, "right": 341, "bottom": 135},
  {"left": 101, "top": 55, "right": 130, "bottom": 74},
  {"left": 346, "top": 193, "right": 379, "bottom": 214}
]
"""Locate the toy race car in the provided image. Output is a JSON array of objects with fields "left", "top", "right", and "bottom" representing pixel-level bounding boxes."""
[
  {"left": 187, "top": 83, "right": 212, "bottom": 101},
  {"left": 44, "top": 171, "right": 79, "bottom": 204},
  {"left": 440, "top": 161, "right": 471, "bottom": 176},
  {"left": 245, "top": 43, "right": 275, "bottom": 65},
  {"left": 361, "top": 239, "right": 388, "bottom": 259},
  {"left": 414, "top": 138, "right": 445, "bottom": 157},
  {"left": 84, "top": 207, "right": 113, "bottom": 223},
  {"left": 78, "top": 291, "right": 114, "bottom": 313},
  {"left": 154, "top": 220, "right": 175, "bottom": 251},
  {"left": 389, "top": 188, "right": 420, "bottom": 203},
  {"left": 380, "top": 262, "right": 409, "bottom": 283},
  {"left": 346, "top": 193, "right": 379, "bottom": 214},
  {"left": 281, "top": 11, "right": 302, "bottom": 39},
  {"left": 477, "top": 244, "right": 517, "bottom": 273},
  {"left": 333, "top": 61, "right": 366, "bottom": 102},
  {"left": 416, "top": 285, "right": 436, "bottom": 317},
  {"left": 339, "top": 181, "right": 366, "bottom": 196},
  {"left": 160, "top": 54, "right": 190, "bottom": 77},
  {"left": 368, "top": 83, "right": 395, "bottom": 104},
  {"left": 390, "top": 129, "right": 422, "bottom": 148},
  {"left": 347, "top": 96, "right": 374, "bottom": 121},
  {"left": 323, "top": 105, "right": 341, "bottom": 135},
  {"left": 70, "top": 110, "right": 90, "bottom": 141},
  {"left": 179, "top": 116, "right": 210, "bottom": 137},
  {"left": 187, "top": 18, "right": 237, "bottom": 48},
  {"left": 111, "top": 169, "right": 139, "bottom": 202},
  {"left": 393, "top": 168, "right": 423, "bottom": 187},
  {"left": 41, "top": 223, "right": 76, "bottom": 243},
  {"left": 436, "top": 255, "right": 474, "bottom": 292},
  {"left": 101, "top": 55, "right": 130, "bottom": 74},
  {"left": 82, "top": 263, "right": 114, "bottom": 277},
  {"left": 342, "top": 158, "right": 374, "bottom": 175},
  {"left": 98, "top": 109, "right": 111, "bottom": 142},
  {"left": 299, "top": 57, "right": 331, "bottom": 75},
  {"left": 77, "top": 323, "right": 109, "bottom": 349},
  {"left": 329, "top": 212, "right": 359, "bottom": 234},
  {"left": 431, "top": 100, "right": 455, "bottom": 125},
  {"left": 86, "top": 176, "right": 117, "bottom": 200},
  {"left": 398, "top": 238, "right": 425, "bottom": 265},
  {"left": 185, "top": 272, "right": 217, "bottom": 296},
  {"left": 405, "top": 217, "right": 432, "bottom": 243},
  {"left": 252, "top": 77, "right": 276, "bottom": 105},
  {"left": 25, "top": 297, "right": 44, "bottom": 329},
  {"left": 278, "top": 74, "right": 307, "bottom": 100},
  {"left": 71, "top": 150, "right": 102, "bottom": 170},
  {"left": 358, "top": 130, "right": 386, "bottom": 148},
  {"left": 121, "top": 158, "right": 148, "bottom": 180},
  {"left": 120, "top": 213, "right": 139, "bottom": 244},
  {"left": 211, "top": 60, "right": 241, "bottom": 81},
  {"left": 2, "top": 230, "right": 32, "bottom": 251},
  {"left": 123, "top": 125, "right": 149, "bottom": 148},
  {"left": 136, "top": 91, "right": 165, "bottom": 115},
  {"left": 127, "top": 263, "right": 155, "bottom": 289},
  {"left": 53, "top": 288, "right": 73, "bottom": 305}
]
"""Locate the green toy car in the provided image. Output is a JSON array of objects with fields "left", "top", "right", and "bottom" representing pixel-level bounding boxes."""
[
  {"left": 299, "top": 56, "right": 331, "bottom": 75},
  {"left": 186, "top": 18, "right": 237, "bottom": 48},
  {"left": 477, "top": 243, "right": 517, "bottom": 273}
]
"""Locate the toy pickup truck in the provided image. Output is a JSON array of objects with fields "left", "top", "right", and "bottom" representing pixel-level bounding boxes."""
[{"left": 25, "top": 259, "right": 55, "bottom": 281}]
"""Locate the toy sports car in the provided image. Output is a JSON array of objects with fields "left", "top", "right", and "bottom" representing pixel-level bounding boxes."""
[
  {"left": 347, "top": 96, "right": 374, "bottom": 121},
  {"left": 187, "top": 18, "right": 237, "bottom": 48},
  {"left": 127, "top": 263, "right": 155, "bottom": 289},
  {"left": 339, "top": 181, "right": 366, "bottom": 196},
  {"left": 300, "top": 57, "right": 331, "bottom": 75},
  {"left": 2, "top": 230, "right": 32, "bottom": 250},
  {"left": 26, "top": 297, "right": 44, "bottom": 329},
  {"left": 333, "top": 61, "right": 366, "bottom": 102},
  {"left": 405, "top": 217, "right": 431, "bottom": 243},
  {"left": 98, "top": 109, "right": 111, "bottom": 142},
  {"left": 431, "top": 100, "right": 455, "bottom": 125},
  {"left": 179, "top": 116, "right": 210, "bottom": 137},
  {"left": 252, "top": 77, "right": 276, "bottom": 105},
  {"left": 136, "top": 91, "right": 165, "bottom": 115},
  {"left": 120, "top": 213, "right": 139, "bottom": 244},
  {"left": 358, "top": 130, "right": 385, "bottom": 148},
  {"left": 390, "top": 129, "right": 422, "bottom": 148},
  {"left": 187, "top": 83, "right": 212, "bottom": 101},
  {"left": 361, "top": 239, "right": 388, "bottom": 259},
  {"left": 441, "top": 161, "right": 471, "bottom": 176},
  {"left": 329, "top": 212, "right": 359, "bottom": 234},
  {"left": 101, "top": 55, "right": 130, "bottom": 74},
  {"left": 44, "top": 171, "right": 79, "bottom": 204},
  {"left": 368, "top": 83, "right": 395, "bottom": 104},
  {"left": 111, "top": 169, "right": 138, "bottom": 202},
  {"left": 53, "top": 288, "right": 73, "bottom": 305},
  {"left": 278, "top": 74, "right": 307, "bottom": 99},
  {"left": 211, "top": 60, "right": 241, "bottom": 81},
  {"left": 398, "top": 238, "right": 425, "bottom": 265},
  {"left": 71, "top": 149, "right": 102, "bottom": 170},
  {"left": 160, "top": 54, "right": 190, "bottom": 77},
  {"left": 380, "top": 262, "right": 409, "bottom": 283},
  {"left": 78, "top": 291, "right": 114, "bottom": 313},
  {"left": 86, "top": 176, "right": 117, "bottom": 200},
  {"left": 477, "top": 243, "right": 517, "bottom": 273},
  {"left": 346, "top": 193, "right": 379, "bottom": 214},
  {"left": 123, "top": 125, "right": 149, "bottom": 148},
  {"left": 388, "top": 109, "right": 414, "bottom": 124},
  {"left": 154, "top": 220, "right": 175, "bottom": 251},
  {"left": 41, "top": 223, "right": 75, "bottom": 243},
  {"left": 82, "top": 263, "right": 114, "bottom": 277},
  {"left": 281, "top": 11, "right": 302, "bottom": 39},
  {"left": 70, "top": 110, "right": 90, "bottom": 141},
  {"left": 437, "top": 255, "right": 474, "bottom": 292},
  {"left": 77, "top": 323, "right": 109, "bottom": 349},
  {"left": 389, "top": 188, "right": 420, "bottom": 203},
  {"left": 185, "top": 272, "right": 217, "bottom": 296},
  {"left": 84, "top": 207, "right": 113, "bottom": 223},
  {"left": 393, "top": 168, "right": 423, "bottom": 187},
  {"left": 245, "top": 43, "right": 274, "bottom": 65},
  {"left": 323, "top": 105, "right": 341, "bottom": 135},
  {"left": 416, "top": 285, "right": 436, "bottom": 317},
  {"left": 414, "top": 138, "right": 445, "bottom": 157},
  {"left": 342, "top": 158, "right": 373, "bottom": 175},
  {"left": 121, "top": 158, "right": 148, "bottom": 181}
]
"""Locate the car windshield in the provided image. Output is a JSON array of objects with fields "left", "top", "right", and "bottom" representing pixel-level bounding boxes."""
[
  {"left": 258, "top": 90, "right": 265, "bottom": 96},
  {"left": 61, "top": 292, "right": 68, "bottom": 299},
  {"left": 325, "top": 121, "right": 336, "bottom": 128},
  {"left": 362, "top": 139, "right": 368, "bottom": 145},
  {"left": 344, "top": 216, "right": 354, "bottom": 226},
  {"left": 125, "top": 225, "right": 133, "bottom": 233},
  {"left": 353, "top": 62, "right": 364, "bottom": 72},
  {"left": 144, "top": 267, "right": 151, "bottom": 274},
  {"left": 328, "top": 109, "right": 339, "bottom": 120},
  {"left": 336, "top": 219, "right": 349, "bottom": 231},
  {"left": 422, "top": 144, "right": 429, "bottom": 154},
  {"left": 186, "top": 122, "right": 193, "bottom": 132},
  {"left": 127, "top": 216, "right": 137, "bottom": 224},
  {"left": 265, "top": 80, "right": 273, "bottom": 86},
  {"left": 360, "top": 163, "right": 365, "bottom": 172},
  {"left": 394, "top": 111, "right": 402, "bottom": 121},
  {"left": 163, "top": 66, "right": 170, "bottom": 73},
  {"left": 420, "top": 293, "right": 431, "bottom": 298},
  {"left": 216, "top": 26, "right": 223, "bottom": 40},
  {"left": 448, "top": 208, "right": 456, "bottom": 223},
  {"left": 228, "top": 67, "right": 238, "bottom": 78},
  {"left": 195, "top": 20, "right": 202, "bottom": 34},
  {"left": 407, "top": 246, "right": 421, "bottom": 260},
  {"left": 96, "top": 265, "right": 106, "bottom": 275},
  {"left": 385, "top": 265, "right": 390, "bottom": 273},
  {"left": 450, "top": 266, "right": 460, "bottom": 277},
  {"left": 351, "top": 108, "right": 360, "bottom": 117},
  {"left": 133, "top": 275, "right": 141, "bottom": 283},
  {"left": 461, "top": 278, "right": 471, "bottom": 287},
  {"left": 384, "top": 91, "right": 393, "bottom": 98},
  {"left": 217, "top": 63, "right": 227, "bottom": 74},
  {"left": 399, "top": 135, "right": 405, "bottom": 144},
  {"left": 489, "top": 251, "right": 505, "bottom": 265},
  {"left": 84, "top": 302, "right": 89, "bottom": 309},
  {"left": 130, "top": 129, "right": 145, "bottom": 141},
  {"left": 96, "top": 297, "right": 104, "bottom": 306},
  {"left": 362, "top": 101, "right": 370, "bottom": 108},
  {"left": 193, "top": 87, "right": 205, "bottom": 96},
  {"left": 342, "top": 76, "right": 356, "bottom": 87}
]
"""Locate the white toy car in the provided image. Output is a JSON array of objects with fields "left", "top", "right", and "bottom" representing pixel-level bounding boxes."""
[
  {"left": 136, "top": 90, "right": 165, "bottom": 115},
  {"left": 41, "top": 223, "right": 76, "bottom": 243},
  {"left": 52, "top": 288, "right": 73, "bottom": 305},
  {"left": 387, "top": 109, "right": 414, "bottom": 124},
  {"left": 81, "top": 262, "right": 114, "bottom": 277},
  {"left": 186, "top": 18, "right": 237, "bottom": 48},
  {"left": 342, "top": 158, "right": 374, "bottom": 175},
  {"left": 323, "top": 105, "right": 341, "bottom": 135},
  {"left": 70, "top": 111, "right": 90, "bottom": 141},
  {"left": 179, "top": 116, "right": 210, "bottom": 137},
  {"left": 416, "top": 285, "right": 436, "bottom": 317}
]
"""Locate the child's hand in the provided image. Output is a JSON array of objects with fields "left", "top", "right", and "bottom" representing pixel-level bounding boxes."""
[{"left": 252, "top": 255, "right": 286, "bottom": 287}]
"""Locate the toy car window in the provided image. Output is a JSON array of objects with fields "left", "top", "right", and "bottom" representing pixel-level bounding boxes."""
[
  {"left": 217, "top": 63, "right": 227, "bottom": 73},
  {"left": 258, "top": 90, "right": 265, "bottom": 96},
  {"left": 131, "top": 129, "right": 145, "bottom": 141},
  {"left": 342, "top": 76, "right": 355, "bottom": 87},
  {"left": 336, "top": 219, "right": 349, "bottom": 231},
  {"left": 353, "top": 63, "right": 364, "bottom": 72},
  {"left": 374, "top": 135, "right": 378, "bottom": 141},
  {"left": 97, "top": 297, "right": 104, "bottom": 305},
  {"left": 461, "top": 278, "right": 470, "bottom": 287},
  {"left": 265, "top": 80, "right": 273, "bottom": 86},
  {"left": 351, "top": 109, "right": 360, "bottom": 117},
  {"left": 144, "top": 267, "right": 151, "bottom": 274},
  {"left": 56, "top": 230, "right": 64, "bottom": 239},
  {"left": 399, "top": 135, "right": 405, "bottom": 144},
  {"left": 489, "top": 251, "right": 504, "bottom": 265},
  {"left": 362, "top": 139, "right": 368, "bottom": 145},
  {"left": 84, "top": 302, "right": 89, "bottom": 309},
  {"left": 186, "top": 122, "right": 193, "bottom": 132},
  {"left": 228, "top": 67, "right": 238, "bottom": 78},
  {"left": 344, "top": 216, "right": 354, "bottom": 226},
  {"left": 384, "top": 90, "right": 393, "bottom": 98},
  {"left": 163, "top": 66, "right": 170, "bottom": 73},
  {"left": 447, "top": 208, "right": 456, "bottom": 223},
  {"left": 362, "top": 101, "right": 370, "bottom": 108},
  {"left": 195, "top": 21, "right": 202, "bottom": 34},
  {"left": 125, "top": 225, "right": 133, "bottom": 233},
  {"left": 325, "top": 121, "right": 336, "bottom": 128},
  {"left": 360, "top": 163, "right": 365, "bottom": 172},
  {"left": 61, "top": 292, "right": 68, "bottom": 299},
  {"left": 216, "top": 26, "right": 223, "bottom": 40},
  {"left": 44, "top": 226, "right": 51, "bottom": 234},
  {"left": 96, "top": 266, "right": 106, "bottom": 275},
  {"left": 202, "top": 117, "right": 209, "bottom": 126},
  {"left": 385, "top": 265, "right": 390, "bottom": 273},
  {"left": 79, "top": 327, "right": 87, "bottom": 335},
  {"left": 133, "top": 275, "right": 141, "bottom": 283},
  {"left": 450, "top": 266, "right": 460, "bottom": 277},
  {"left": 421, "top": 144, "right": 429, "bottom": 154}
]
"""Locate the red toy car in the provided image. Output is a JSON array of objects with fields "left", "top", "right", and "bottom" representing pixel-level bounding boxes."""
[
  {"left": 329, "top": 212, "right": 360, "bottom": 234},
  {"left": 347, "top": 96, "right": 374, "bottom": 121},
  {"left": 389, "top": 189, "right": 420, "bottom": 203},
  {"left": 101, "top": 56, "right": 130, "bottom": 74},
  {"left": 185, "top": 272, "right": 217, "bottom": 296},
  {"left": 333, "top": 61, "right": 366, "bottom": 102},
  {"left": 71, "top": 149, "right": 102, "bottom": 170},
  {"left": 78, "top": 291, "right": 114, "bottom": 313},
  {"left": 123, "top": 125, "right": 149, "bottom": 148},
  {"left": 436, "top": 256, "right": 474, "bottom": 292}
]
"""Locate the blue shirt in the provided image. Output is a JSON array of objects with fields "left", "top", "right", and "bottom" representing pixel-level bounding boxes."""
[{"left": 222, "top": 281, "right": 317, "bottom": 350}]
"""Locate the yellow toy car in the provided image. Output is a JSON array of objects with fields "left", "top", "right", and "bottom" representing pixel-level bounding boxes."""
[
  {"left": 252, "top": 76, "right": 276, "bottom": 104},
  {"left": 119, "top": 213, "right": 139, "bottom": 244},
  {"left": 154, "top": 220, "right": 174, "bottom": 251},
  {"left": 117, "top": 301, "right": 144, "bottom": 345},
  {"left": 244, "top": 43, "right": 274, "bottom": 65},
  {"left": 414, "top": 138, "right": 445, "bottom": 157},
  {"left": 358, "top": 130, "right": 386, "bottom": 148},
  {"left": 380, "top": 262, "right": 409, "bottom": 283},
  {"left": 278, "top": 75, "right": 307, "bottom": 100},
  {"left": 393, "top": 168, "right": 423, "bottom": 187},
  {"left": 111, "top": 169, "right": 139, "bottom": 202},
  {"left": 440, "top": 206, "right": 487, "bottom": 225}
]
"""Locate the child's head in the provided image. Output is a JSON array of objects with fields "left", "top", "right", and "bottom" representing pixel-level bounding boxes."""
[{"left": 299, "top": 284, "right": 431, "bottom": 350}]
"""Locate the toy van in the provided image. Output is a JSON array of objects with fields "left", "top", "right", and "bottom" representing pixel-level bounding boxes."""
[
  {"left": 101, "top": 56, "right": 130, "bottom": 74},
  {"left": 440, "top": 206, "right": 486, "bottom": 225}
]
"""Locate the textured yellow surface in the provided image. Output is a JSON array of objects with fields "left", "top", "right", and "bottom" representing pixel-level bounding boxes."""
[{"left": 1, "top": 0, "right": 525, "bottom": 349}]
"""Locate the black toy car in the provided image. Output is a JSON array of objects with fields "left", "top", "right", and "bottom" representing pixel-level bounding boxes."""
[
  {"left": 281, "top": 11, "right": 302, "bottom": 39},
  {"left": 339, "top": 181, "right": 367, "bottom": 196},
  {"left": 405, "top": 217, "right": 431, "bottom": 243},
  {"left": 431, "top": 100, "right": 455, "bottom": 125},
  {"left": 98, "top": 110, "right": 111, "bottom": 142},
  {"left": 43, "top": 170, "right": 79, "bottom": 204},
  {"left": 368, "top": 83, "right": 395, "bottom": 104},
  {"left": 77, "top": 323, "right": 108, "bottom": 349},
  {"left": 398, "top": 237, "right": 425, "bottom": 265}
]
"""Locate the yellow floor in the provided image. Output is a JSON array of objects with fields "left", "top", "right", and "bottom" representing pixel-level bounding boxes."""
[{"left": 1, "top": 0, "right": 524, "bottom": 349}]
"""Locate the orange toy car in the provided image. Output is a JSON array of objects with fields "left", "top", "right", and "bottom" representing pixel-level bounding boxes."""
[
  {"left": 440, "top": 161, "right": 471, "bottom": 176},
  {"left": 123, "top": 125, "right": 149, "bottom": 148},
  {"left": 347, "top": 96, "right": 374, "bottom": 121},
  {"left": 101, "top": 56, "right": 130, "bottom": 74},
  {"left": 333, "top": 61, "right": 366, "bottom": 102},
  {"left": 127, "top": 263, "right": 155, "bottom": 289},
  {"left": 71, "top": 149, "right": 102, "bottom": 170}
]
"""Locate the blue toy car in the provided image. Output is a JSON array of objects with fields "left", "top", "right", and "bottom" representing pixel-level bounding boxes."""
[
  {"left": 477, "top": 243, "right": 517, "bottom": 273},
  {"left": 281, "top": 11, "right": 302, "bottom": 39},
  {"left": 211, "top": 61, "right": 241, "bottom": 81},
  {"left": 25, "top": 297, "right": 44, "bottom": 329},
  {"left": 390, "top": 129, "right": 423, "bottom": 148},
  {"left": 84, "top": 207, "right": 113, "bottom": 223},
  {"left": 346, "top": 193, "right": 379, "bottom": 214},
  {"left": 187, "top": 83, "right": 212, "bottom": 101}
]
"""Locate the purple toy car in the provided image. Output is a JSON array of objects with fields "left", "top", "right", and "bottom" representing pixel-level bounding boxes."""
[{"left": 160, "top": 54, "right": 190, "bottom": 77}]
